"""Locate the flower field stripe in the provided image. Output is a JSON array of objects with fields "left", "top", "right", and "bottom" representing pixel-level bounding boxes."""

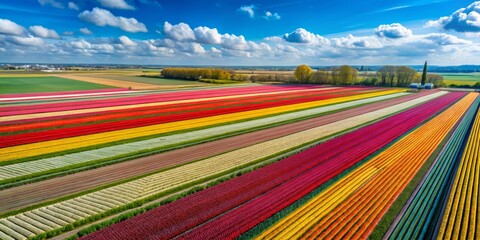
[
  {"left": 0, "top": 86, "right": 350, "bottom": 126},
  {"left": 0, "top": 89, "right": 130, "bottom": 102},
  {"left": 0, "top": 88, "right": 366, "bottom": 145},
  {"left": 261, "top": 93, "right": 475, "bottom": 240},
  {"left": 0, "top": 89, "right": 160, "bottom": 109},
  {"left": 0, "top": 89, "right": 403, "bottom": 162},
  {"left": 0, "top": 85, "right": 313, "bottom": 113},
  {"left": 76, "top": 92, "right": 456, "bottom": 240},
  {"left": 0, "top": 92, "right": 412, "bottom": 183},
  {"left": 386, "top": 95, "right": 480, "bottom": 240},
  {"left": 0, "top": 88, "right": 128, "bottom": 100},
  {"left": 0, "top": 92, "right": 420, "bottom": 215},
  {"left": 301, "top": 93, "right": 475, "bottom": 240},
  {"left": 0, "top": 86, "right": 339, "bottom": 123},
  {"left": 172, "top": 92, "right": 464, "bottom": 240},
  {"left": 437, "top": 100, "right": 480, "bottom": 240},
  {"left": 0, "top": 85, "right": 332, "bottom": 119},
  {"left": 0, "top": 90, "right": 429, "bottom": 239},
  {"left": 0, "top": 87, "right": 348, "bottom": 133}
]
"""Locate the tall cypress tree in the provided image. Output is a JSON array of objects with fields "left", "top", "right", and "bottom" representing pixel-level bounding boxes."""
[{"left": 421, "top": 61, "right": 427, "bottom": 85}]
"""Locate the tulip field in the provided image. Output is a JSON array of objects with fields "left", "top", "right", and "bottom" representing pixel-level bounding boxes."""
[{"left": 0, "top": 84, "right": 479, "bottom": 240}]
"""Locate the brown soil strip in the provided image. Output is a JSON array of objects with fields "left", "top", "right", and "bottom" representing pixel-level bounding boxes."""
[
  {"left": 0, "top": 92, "right": 433, "bottom": 214},
  {"left": 50, "top": 74, "right": 164, "bottom": 90}
]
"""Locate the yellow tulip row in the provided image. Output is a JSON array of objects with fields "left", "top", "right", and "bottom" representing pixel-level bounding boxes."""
[
  {"left": 437, "top": 104, "right": 480, "bottom": 240},
  {"left": 257, "top": 93, "right": 477, "bottom": 240},
  {"left": 0, "top": 89, "right": 403, "bottom": 162}
]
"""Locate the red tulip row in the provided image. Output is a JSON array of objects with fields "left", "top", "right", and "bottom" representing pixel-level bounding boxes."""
[
  {"left": 0, "top": 88, "right": 128, "bottom": 99},
  {"left": 0, "top": 85, "right": 327, "bottom": 116},
  {"left": 0, "top": 90, "right": 365, "bottom": 148},
  {"left": 1, "top": 87, "right": 362, "bottom": 132},
  {"left": 80, "top": 92, "right": 464, "bottom": 240}
]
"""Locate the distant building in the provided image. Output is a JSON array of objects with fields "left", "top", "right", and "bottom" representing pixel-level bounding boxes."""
[
  {"left": 409, "top": 83, "right": 420, "bottom": 88},
  {"left": 409, "top": 82, "right": 434, "bottom": 89},
  {"left": 424, "top": 83, "right": 434, "bottom": 89}
]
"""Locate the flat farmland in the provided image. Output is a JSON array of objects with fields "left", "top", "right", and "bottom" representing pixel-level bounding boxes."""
[
  {"left": 0, "top": 84, "right": 478, "bottom": 240},
  {"left": 0, "top": 76, "right": 114, "bottom": 94},
  {"left": 440, "top": 72, "right": 480, "bottom": 86},
  {"left": 72, "top": 74, "right": 208, "bottom": 86}
]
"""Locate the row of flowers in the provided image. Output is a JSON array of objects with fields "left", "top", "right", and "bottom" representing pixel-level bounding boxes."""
[
  {"left": 0, "top": 87, "right": 345, "bottom": 133},
  {"left": 437, "top": 99, "right": 480, "bottom": 240},
  {"left": 387, "top": 95, "right": 480, "bottom": 239},
  {"left": 0, "top": 89, "right": 402, "bottom": 162},
  {"left": 261, "top": 92, "right": 474, "bottom": 240},
  {"left": 0, "top": 92, "right": 410, "bottom": 181},
  {"left": 77, "top": 91, "right": 454, "bottom": 240},
  {"left": 0, "top": 85, "right": 324, "bottom": 118},
  {"left": 0, "top": 90, "right": 413, "bottom": 239},
  {"left": 0, "top": 88, "right": 362, "bottom": 147}
]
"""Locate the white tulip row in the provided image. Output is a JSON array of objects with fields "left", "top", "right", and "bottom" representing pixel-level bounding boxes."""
[
  {"left": 0, "top": 91, "right": 446, "bottom": 239},
  {"left": 0, "top": 93, "right": 411, "bottom": 180}
]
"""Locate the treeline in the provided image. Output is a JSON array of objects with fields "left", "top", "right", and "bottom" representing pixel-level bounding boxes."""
[
  {"left": 375, "top": 65, "right": 445, "bottom": 87},
  {"left": 293, "top": 64, "right": 359, "bottom": 85},
  {"left": 161, "top": 68, "right": 234, "bottom": 80},
  {"left": 293, "top": 64, "right": 445, "bottom": 87}
]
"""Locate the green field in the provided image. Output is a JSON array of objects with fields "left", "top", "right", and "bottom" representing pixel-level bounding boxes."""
[
  {"left": 0, "top": 76, "right": 114, "bottom": 94},
  {"left": 439, "top": 72, "right": 480, "bottom": 86}
]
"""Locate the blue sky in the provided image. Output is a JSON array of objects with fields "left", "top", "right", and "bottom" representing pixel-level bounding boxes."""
[{"left": 0, "top": 0, "right": 479, "bottom": 65}]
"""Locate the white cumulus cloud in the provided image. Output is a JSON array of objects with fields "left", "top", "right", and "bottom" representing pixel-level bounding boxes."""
[
  {"left": 422, "top": 33, "right": 471, "bottom": 45},
  {"left": 97, "top": 0, "right": 134, "bottom": 10},
  {"left": 119, "top": 35, "right": 137, "bottom": 46},
  {"left": 29, "top": 25, "right": 61, "bottom": 39},
  {"left": 78, "top": 8, "right": 147, "bottom": 33},
  {"left": 426, "top": 1, "right": 480, "bottom": 32},
  {"left": 9, "top": 35, "right": 45, "bottom": 46},
  {"left": 264, "top": 11, "right": 281, "bottom": 20},
  {"left": 374, "top": 23, "right": 412, "bottom": 38},
  {"left": 38, "top": 0, "right": 64, "bottom": 9},
  {"left": 0, "top": 19, "right": 25, "bottom": 36},
  {"left": 162, "top": 22, "right": 195, "bottom": 41},
  {"left": 283, "top": 28, "right": 330, "bottom": 45},
  {"left": 332, "top": 34, "right": 383, "bottom": 49},
  {"left": 238, "top": 5, "right": 255, "bottom": 18},
  {"left": 68, "top": 2, "right": 79, "bottom": 10},
  {"left": 80, "top": 27, "right": 93, "bottom": 35},
  {"left": 221, "top": 33, "right": 249, "bottom": 50},
  {"left": 193, "top": 26, "right": 221, "bottom": 44}
]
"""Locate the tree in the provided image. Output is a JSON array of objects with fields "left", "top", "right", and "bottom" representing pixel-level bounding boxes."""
[
  {"left": 338, "top": 65, "right": 358, "bottom": 85},
  {"left": 421, "top": 61, "right": 428, "bottom": 85},
  {"left": 294, "top": 64, "right": 313, "bottom": 82},
  {"left": 474, "top": 82, "right": 480, "bottom": 89},
  {"left": 331, "top": 67, "right": 341, "bottom": 85},
  {"left": 310, "top": 70, "right": 330, "bottom": 84},
  {"left": 426, "top": 74, "right": 445, "bottom": 87},
  {"left": 377, "top": 66, "right": 396, "bottom": 86},
  {"left": 395, "top": 66, "right": 416, "bottom": 87}
]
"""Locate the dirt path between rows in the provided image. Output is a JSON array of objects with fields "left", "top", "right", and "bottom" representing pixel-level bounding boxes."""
[
  {"left": 0, "top": 91, "right": 434, "bottom": 214},
  {"left": 50, "top": 74, "right": 164, "bottom": 90}
]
